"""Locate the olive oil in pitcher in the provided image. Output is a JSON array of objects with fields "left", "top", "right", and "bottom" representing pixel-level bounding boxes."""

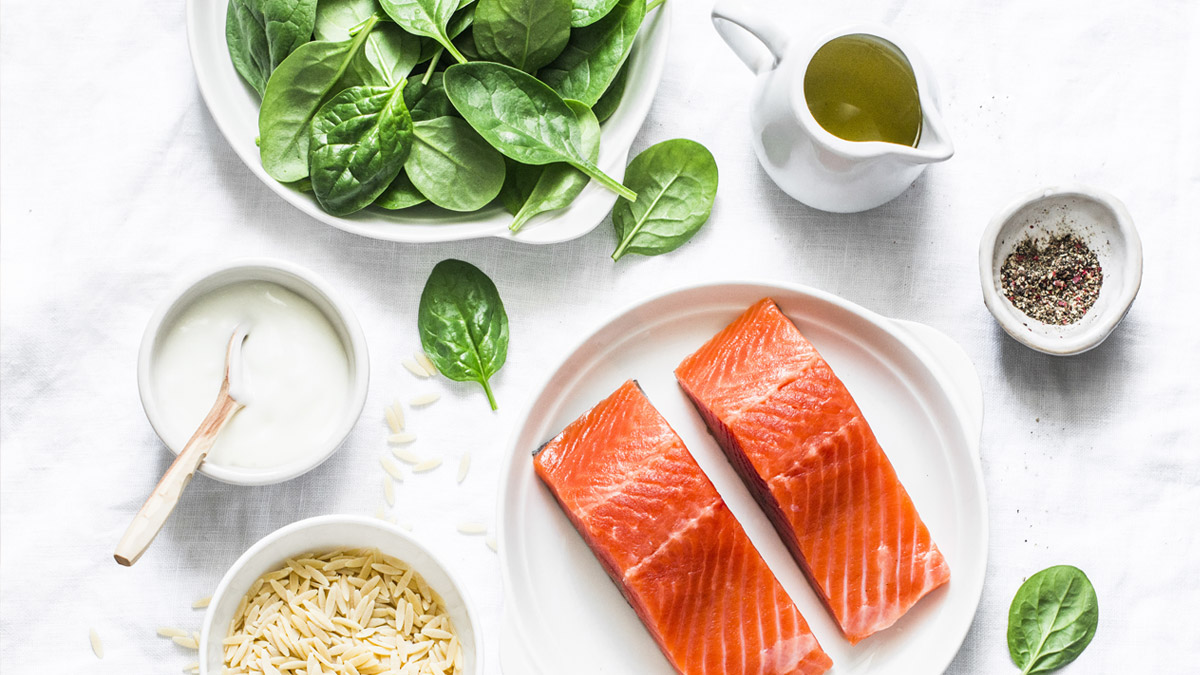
[{"left": 803, "top": 34, "right": 923, "bottom": 146}]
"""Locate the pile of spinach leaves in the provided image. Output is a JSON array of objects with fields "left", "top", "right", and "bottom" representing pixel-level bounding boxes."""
[{"left": 226, "top": 0, "right": 667, "bottom": 225}]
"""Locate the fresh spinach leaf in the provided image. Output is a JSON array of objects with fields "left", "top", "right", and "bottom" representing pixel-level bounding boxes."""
[
  {"left": 510, "top": 99, "right": 600, "bottom": 232},
  {"left": 590, "top": 59, "right": 628, "bottom": 123},
  {"left": 472, "top": 0, "right": 572, "bottom": 73},
  {"left": 308, "top": 81, "right": 415, "bottom": 215},
  {"left": 569, "top": 0, "right": 618, "bottom": 27},
  {"left": 1008, "top": 565, "right": 1099, "bottom": 674},
  {"left": 497, "top": 158, "right": 542, "bottom": 214},
  {"left": 227, "top": 0, "right": 319, "bottom": 96},
  {"left": 418, "top": 259, "right": 508, "bottom": 410},
  {"left": 374, "top": 170, "right": 426, "bottom": 209},
  {"left": 406, "top": 117, "right": 506, "bottom": 211},
  {"left": 378, "top": 0, "right": 468, "bottom": 64},
  {"left": 443, "top": 62, "right": 636, "bottom": 200},
  {"left": 258, "top": 17, "right": 380, "bottom": 182},
  {"left": 315, "top": 0, "right": 423, "bottom": 86},
  {"left": 408, "top": 72, "right": 456, "bottom": 121},
  {"left": 539, "top": 0, "right": 644, "bottom": 106},
  {"left": 611, "top": 138, "right": 717, "bottom": 260}
]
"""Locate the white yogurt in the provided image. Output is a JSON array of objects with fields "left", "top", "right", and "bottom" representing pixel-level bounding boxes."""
[{"left": 151, "top": 281, "right": 351, "bottom": 471}]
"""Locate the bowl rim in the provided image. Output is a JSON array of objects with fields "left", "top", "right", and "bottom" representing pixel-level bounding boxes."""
[
  {"left": 185, "top": 0, "right": 673, "bottom": 244},
  {"left": 136, "top": 257, "right": 370, "bottom": 485},
  {"left": 978, "top": 183, "right": 1143, "bottom": 355},
  {"left": 199, "top": 514, "right": 483, "bottom": 675}
]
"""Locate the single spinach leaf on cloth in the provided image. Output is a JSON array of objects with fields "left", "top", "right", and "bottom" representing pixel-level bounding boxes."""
[
  {"left": 538, "top": 0, "right": 644, "bottom": 106},
  {"left": 1008, "top": 565, "right": 1099, "bottom": 674},
  {"left": 510, "top": 99, "right": 600, "bottom": 232},
  {"left": 227, "top": 0, "right": 319, "bottom": 96},
  {"left": 308, "top": 81, "right": 415, "bottom": 215},
  {"left": 472, "top": 0, "right": 572, "bottom": 73},
  {"left": 418, "top": 259, "right": 508, "bottom": 410},
  {"left": 258, "top": 17, "right": 380, "bottom": 182},
  {"left": 591, "top": 59, "right": 628, "bottom": 123},
  {"left": 315, "top": 0, "right": 423, "bottom": 87},
  {"left": 374, "top": 170, "right": 426, "bottom": 209},
  {"left": 611, "top": 138, "right": 717, "bottom": 260},
  {"left": 378, "top": 0, "right": 468, "bottom": 64},
  {"left": 443, "top": 62, "right": 636, "bottom": 200},
  {"left": 569, "top": 0, "right": 619, "bottom": 27},
  {"left": 405, "top": 117, "right": 506, "bottom": 211}
]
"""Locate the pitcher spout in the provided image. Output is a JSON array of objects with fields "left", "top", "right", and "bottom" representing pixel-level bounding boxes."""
[{"left": 910, "top": 93, "right": 954, "bottom": 163}]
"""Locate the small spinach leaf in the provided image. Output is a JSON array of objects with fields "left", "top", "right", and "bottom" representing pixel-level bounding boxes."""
[
  {"left": 611, "top": 138, "right": 717, "bottom": 260},
  {"left": 406, "top": 117, "right": 506, "bottom": 211},
  {"left": 418, "top": 259, "right": 509, "bottom": 410},
  {"left": 308, "top": 81, "right": 415, "bottom": 215},
  {"left": 315, "top": 0, "right": 423, "bottom": 87},
  {"left": 539, "top": 0, "right": 644, "bottom": 106},
  {"left": 497, "top": 158, "right": 543, "bottom": 214},
  {"left": 258, "top": 18, "right": 380, "bottom": 182},
  {"left": 443, "top": 62, "right": 635, "bottom": 200},
  {"left": 227, "top": 0, "right": 319, "bottom": 96},
  {"left": 1008, "top": 565, "right": 1099, "bottom": 674},
  {"left": 570, "top": 0, "right": 619, "bottom": 27},
  {"left": 374, "top": 170, "right": 426, "bottom": 209},
  {"left": 590, "top": 59, "right": 628, "bottom": 123},
  {"left": 408, "top": 72, "right": 456, "bottom": 121},
  {"left": 378, "top": 0, "right": 468, "bottom": 64},
  {"left": 510, "top": 99, "right": 600, "bottom": 232},
  {"left": 472, "top": 0, "right": 572, "bottom": 73}
]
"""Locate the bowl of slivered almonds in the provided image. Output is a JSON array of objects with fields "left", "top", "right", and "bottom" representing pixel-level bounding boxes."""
[{"left": 200, "top": 515, "right": 482, "bottom": 675}]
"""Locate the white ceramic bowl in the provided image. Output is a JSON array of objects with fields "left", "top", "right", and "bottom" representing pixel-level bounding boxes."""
[
  {"left": 200, "top": 515, "right": 483, "bottom": 675},
  {"left": 186, "top": 1, "right": 672, "bottom": 244},
  {"left": 137, "top": 259, "right": 369, "bottom": 485},
  {"left": 979, "top": 185, "right": 1142, "bottom": 355}
]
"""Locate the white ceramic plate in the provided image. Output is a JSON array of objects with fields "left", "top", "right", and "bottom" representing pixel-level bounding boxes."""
[
  {"left": 186, "top": 1, "right": 672, "bottom": 244},
  {"left": 496, "top": 282, "right": 987, "bottom": 674}
]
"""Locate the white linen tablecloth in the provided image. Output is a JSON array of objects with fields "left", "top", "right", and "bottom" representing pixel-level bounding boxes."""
[{"left": 3, "top": 0, "right": 1198, "bottom": 672}]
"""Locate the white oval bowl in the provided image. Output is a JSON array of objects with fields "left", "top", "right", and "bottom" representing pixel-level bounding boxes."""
[
  {"left": 200, "top": 515, "right": 483, "bottom": 675},
  {"left": 186, "top": 1, "right": 672, "bottom": 244},
  {"left": 979, "top": 185, "right": 1142, "bottom": 355},
  {"left": 137, "top": 258, "right": 369, "bottom": 485}
]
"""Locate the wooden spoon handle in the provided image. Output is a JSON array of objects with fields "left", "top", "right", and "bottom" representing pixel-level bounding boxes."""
[{"left": 114, "top": 385, "right": 242, "bottom": 566}]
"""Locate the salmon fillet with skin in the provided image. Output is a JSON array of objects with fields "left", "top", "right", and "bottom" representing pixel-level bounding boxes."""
[
  {"left": 534, "top": 380, "right": 832, "bottom": 675},
  {"left": 674, "top": 299, "right": 950, "bottom": 644}
]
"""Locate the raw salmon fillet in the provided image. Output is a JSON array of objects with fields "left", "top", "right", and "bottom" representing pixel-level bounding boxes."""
[
  {"left": 675, "top": 299, "right": 950, "bottom": 644},
  {"left": 534, "top": 380, "right": 832, "bottom": 675}
]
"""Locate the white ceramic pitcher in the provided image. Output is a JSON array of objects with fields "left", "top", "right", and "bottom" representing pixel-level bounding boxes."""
[{"left": 712, "top": 2, "right": 954, "bottom": 213}]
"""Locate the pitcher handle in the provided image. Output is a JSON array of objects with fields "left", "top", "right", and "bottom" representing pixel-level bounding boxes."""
[{"left": 711, "top": 0, "right": 790, "bottom": 74}]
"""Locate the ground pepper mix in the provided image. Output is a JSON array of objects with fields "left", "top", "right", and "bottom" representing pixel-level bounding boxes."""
[{"left": 1000, "top": 233, "right": 1102, "bottom": 325}]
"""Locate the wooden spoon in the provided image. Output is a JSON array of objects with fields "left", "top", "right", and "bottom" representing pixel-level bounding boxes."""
[{"left": 114, "top": 324, "right": 251, "bottom": 566}]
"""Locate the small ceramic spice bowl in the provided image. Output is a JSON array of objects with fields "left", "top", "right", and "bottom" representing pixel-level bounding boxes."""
[{"left": 979, "top": 185, "right": 1142, "bottom": 355}]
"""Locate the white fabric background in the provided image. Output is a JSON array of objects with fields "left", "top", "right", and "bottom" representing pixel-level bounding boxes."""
[{"left": 2, "top": 0, "right": 1199, "bottom": 672}]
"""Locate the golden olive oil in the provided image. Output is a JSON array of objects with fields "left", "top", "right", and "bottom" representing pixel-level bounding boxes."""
[{"left": 803, "top": 34, "right": 922, "bottom": 146}]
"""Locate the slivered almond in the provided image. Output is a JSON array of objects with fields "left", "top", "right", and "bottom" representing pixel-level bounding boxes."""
[
  {"left": 409, "top": 393, "right": 440, "bottom": 407},
  {"left": 380, "top": 457, "right": 405, "bottom": 481},
  {"left": 415, "top": 352, "right": 438, "bottom": 377},
  {"left": 413, "top": 458, "right": 442, "bottom": 474},
  {"left": 403, "top": 359, "right": 431, "bottom": 378},
  {"left": 456, "top": 453, "right": 471, "bottom": 484}
]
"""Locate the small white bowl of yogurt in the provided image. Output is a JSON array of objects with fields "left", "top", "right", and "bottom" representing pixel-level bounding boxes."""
[{"left": 138, "top": 259, "right": 369, "bottom": 485}]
